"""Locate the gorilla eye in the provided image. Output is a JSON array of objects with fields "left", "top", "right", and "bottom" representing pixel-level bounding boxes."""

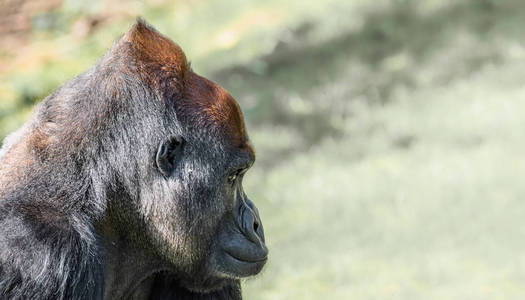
[
  {"left": 227, "top": 173, "right": 237, "bottom": 184},
  {"left": 227, "top": 169, "right": 244, "bottom": 184}
]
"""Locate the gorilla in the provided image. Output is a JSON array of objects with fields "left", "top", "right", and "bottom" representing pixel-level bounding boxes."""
[{"left": 0, "top": 19, "right": 267, "bottom": 299}]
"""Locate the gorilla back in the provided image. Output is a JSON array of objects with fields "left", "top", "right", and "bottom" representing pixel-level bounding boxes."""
[{"left": 0, "top": 20, "right": 267, "bottom": 300}]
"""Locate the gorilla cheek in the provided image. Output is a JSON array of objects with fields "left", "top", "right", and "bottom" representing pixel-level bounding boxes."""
[
  {"left": 143, "top": 183, "right": 225, "bottom": 272},
  {"left": 139, "top": 182, "right": 193, "bottom": 264}
]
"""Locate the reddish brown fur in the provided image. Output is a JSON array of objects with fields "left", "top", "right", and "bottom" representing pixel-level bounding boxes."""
[
  {"left": 121, "top": 20, "right": 189, "bottom": 94},
  {"left": 182, "top": 72, "right": 253, "bottom": 151},
  {"left": 126, "top": 20, "right": 254, "bottom": 154}
]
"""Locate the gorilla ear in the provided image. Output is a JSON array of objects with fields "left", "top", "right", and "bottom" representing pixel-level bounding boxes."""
[{"left": 156, "top": 136, "right": 184, "bottom": 177}]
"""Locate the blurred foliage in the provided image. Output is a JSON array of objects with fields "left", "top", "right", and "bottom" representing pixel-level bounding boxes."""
[{"left": 2, "top": 0, "right": 525, "bottom": 299}]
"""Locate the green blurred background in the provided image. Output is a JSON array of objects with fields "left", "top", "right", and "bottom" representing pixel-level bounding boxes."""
[{"left": 1, "top": 0, "right": 525, "bottom": 299}]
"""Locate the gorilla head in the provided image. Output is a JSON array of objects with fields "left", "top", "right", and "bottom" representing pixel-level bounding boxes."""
[
  {"left": 124, "top": 20, "right": 268, "bottom": 290},
  {"left": 0, "top": 20, "right": 267, "bottom": 299}
]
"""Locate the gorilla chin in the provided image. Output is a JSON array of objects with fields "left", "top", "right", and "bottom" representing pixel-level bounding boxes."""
[
  {"left": 220, "top": 251, "right": 268, "bottom": 278},
  {"left": 179, "top": 252, "right": 268, "bottom": 294},
  {"left": 180, "top": 237, "right": 268, "bottom": 293}
]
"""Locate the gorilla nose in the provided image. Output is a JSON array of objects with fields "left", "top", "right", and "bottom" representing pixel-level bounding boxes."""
[{"left": 240, "top": 204, "right": 265, "bottom": 245}]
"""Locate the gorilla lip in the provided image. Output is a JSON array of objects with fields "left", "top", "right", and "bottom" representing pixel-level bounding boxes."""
[{"left": 225, "top": 251, "right": 268, "bottom": 264}]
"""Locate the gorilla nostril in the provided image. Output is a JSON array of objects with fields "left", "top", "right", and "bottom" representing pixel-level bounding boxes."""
[{"left": 253, "top": 220, "right": 259, "bottom": 233}]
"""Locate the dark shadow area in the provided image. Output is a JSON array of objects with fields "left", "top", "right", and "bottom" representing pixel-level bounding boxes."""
[
  {"left": 212, "top": 0, "right": 519, "bottom": 127},
  {"left": 209, "top": 0, "right": 524, "bottom": 167}
]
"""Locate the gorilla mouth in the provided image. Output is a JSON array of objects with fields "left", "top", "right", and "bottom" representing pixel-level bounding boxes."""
[
  {"left": 225, "top": 251, "right": 268, "bottom": 263},
  {"left": 219, "top": 249, "right": 268, "bottom": 278}
]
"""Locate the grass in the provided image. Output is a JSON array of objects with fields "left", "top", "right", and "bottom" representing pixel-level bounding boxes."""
[
  {"left": 2, "top": 0, "right": 525, "bottom": 299},
  {"left": 242, "top": 61, "right": 525, "bottom": 298}
]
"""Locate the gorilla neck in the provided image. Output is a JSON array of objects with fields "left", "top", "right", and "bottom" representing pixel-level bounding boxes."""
[{"left": 96, "top": 216, "right": 169, "bottom": 299}]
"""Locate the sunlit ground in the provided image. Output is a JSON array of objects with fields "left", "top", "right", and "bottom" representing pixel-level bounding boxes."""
[{"left": 2, "top": 0, "right": 525, "bottom": 299}]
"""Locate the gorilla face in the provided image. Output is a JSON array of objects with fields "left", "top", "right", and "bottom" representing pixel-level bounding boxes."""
[
  {"left": 149, "top": 130, "right": 268, "bottom": 292},
  {"left": 140, "top": 73, "right": 268, "bottom": 292}
]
